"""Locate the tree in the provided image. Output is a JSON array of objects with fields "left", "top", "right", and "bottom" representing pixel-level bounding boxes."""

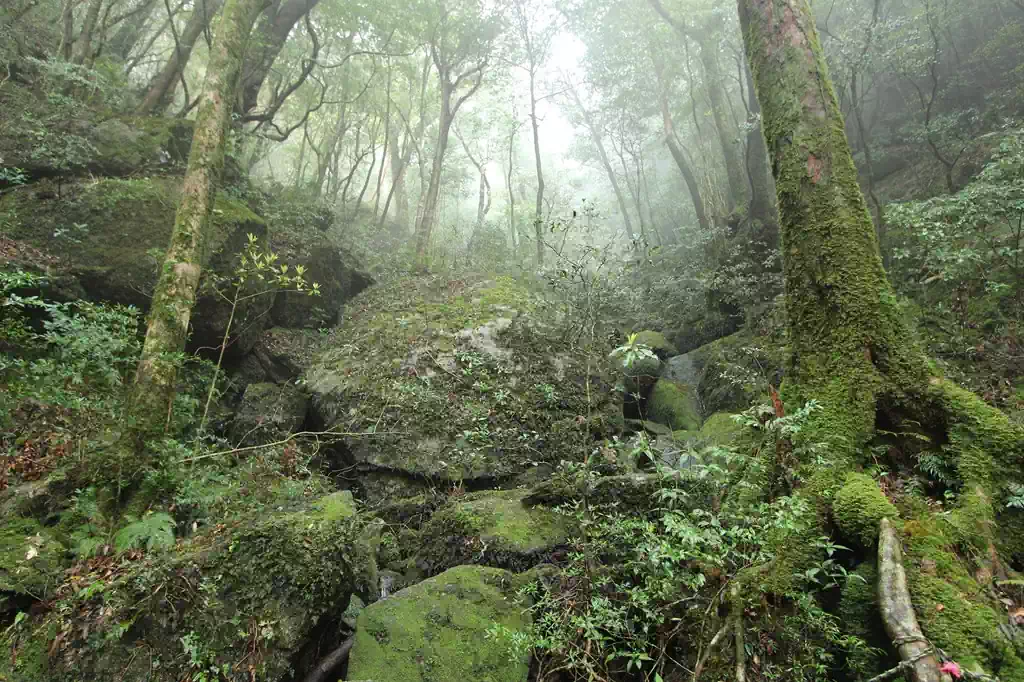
[
  {"left": 412, "top": 0, "right": 500, "bottom": 265},
  {"left": 136, "top": 0, "right": 227, "bottom": 114},
  {"left": 737, "top": 0, "right": 1023, "bottom": 678},
  {"left": 238, "top": 0, "right": 321, "bottom": 114},
  {"left": 129, "top": 0, "right": 269, "bottom": 446}
]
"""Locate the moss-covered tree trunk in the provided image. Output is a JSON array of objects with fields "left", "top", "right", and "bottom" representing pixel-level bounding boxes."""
[
  {"left": 129, "top": 0, "right": 267, "bottom": 444},
  {"left": 696, "top": 33, "right": 748, "bottom": 213},
  {"left": 737, "top": 0, "right": 1024, "bottom": 676}
]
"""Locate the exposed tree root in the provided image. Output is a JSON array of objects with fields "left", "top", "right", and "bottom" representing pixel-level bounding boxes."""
[
  {"left": 878, "top": 518, "right": 948, "bottom": 682},
  {"left": 302, "top": 636, "right": 354, "bottom": 682},
  {"left": 691, "top": 622, "right": 730, "bottom": 682}
]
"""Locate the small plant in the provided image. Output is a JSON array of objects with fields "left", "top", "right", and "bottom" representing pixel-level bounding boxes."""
[
  {"left": 609, "top": 332, "right": 657, "bottom": 371},
  {"left": 1006, "top": 483, "right": 1024, "bottom": 509},
  {"left": 199, "top": 233, "right": 319, "bottom": 432}
]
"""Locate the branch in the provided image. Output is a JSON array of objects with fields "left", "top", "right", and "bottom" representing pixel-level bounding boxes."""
[{"left": 647, "top": 0, "right": 689, "bottom": 38}]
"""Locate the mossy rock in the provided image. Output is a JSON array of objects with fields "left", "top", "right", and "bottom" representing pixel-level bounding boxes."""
[
  {"left": 832, "top": 473, "right": 898, "bottom": 549},
  {"left": 0, "top": 177, "right": 272, "bottom": 360},
  {"left": 347, "top": 565, "right": 529, "bottom": 682},
  {"left": 230, "top": 382, "right": 308, "bottom": 447},
  {"left": 239, "top": 326, "right": 327, "bottom": 385},
  {"left": 646, "top": 379, "right": 701, "bottom": 431},
  {"left": 697, "top": 412, "right": 747, "bottom": 446},
  {"left": 633, "top": 330, "right": 679, "bottom": 360},
  {"left": 304, "top": 276, "right": 620, "bottom": 503},
  {"left": 5, "top": 492, "right": 377, "bottom": 682},
  {"left": 416, "top": 490, "right": 570, "bottom": 575},
  {"left": 0, "top": 516, "right": 67, "bottom": 603},
  {"left": 523, "top": 473, "right": 716, "bottom": 513}
]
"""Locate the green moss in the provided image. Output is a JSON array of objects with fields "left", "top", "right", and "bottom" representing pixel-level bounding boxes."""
[
  {"left": 838, "top": 561, "right": 897, "bottom": 677},
  {"left": 832, "top": 473, "right": 897, "bottom": 549},
  {"left": 901, "top": 516, "right": 1024, "bottom": 677},
  {"left": 417, "top": 490, "right": 570, "bottom": 575},
  {"left": 0, "top": 517, "right": 66, "bottom": 600},
  {"left": 646, "top": 379, "right": 701, "bottom": 431},
  {"left": 698, "top": 412, "right": 747, "bottom": 446},
  {"left": 634, "top": 330, "right": 679, "bottom": 358},
  {"left": 347, "top": 565, "right": 529, "bottom": 682}
]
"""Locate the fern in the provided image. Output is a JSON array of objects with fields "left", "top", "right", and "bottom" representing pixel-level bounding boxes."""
[{"left": 113, "top": 513, "right": 176, "bottom": 553}]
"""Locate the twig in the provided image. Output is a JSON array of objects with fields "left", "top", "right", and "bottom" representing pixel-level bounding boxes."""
[
  {"left": 178, "top": 429, "right": 407, "bottom": 463},
  {"left": 302, "top": 636, "right": 354, "bottom": 682}
]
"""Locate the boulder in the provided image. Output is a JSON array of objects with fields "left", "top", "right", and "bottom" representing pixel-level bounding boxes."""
[
  {"left": 2, "top": 492, "right": 379, "bottom": 682},
  {"left": 304, "top": 276, "right": 620, "bottom": 503},
  {"left": 633, "top": 330, "right": 679, "bottom": 360},
  {"left": 230, "top": 382, "right": 308, "bottom": 447},
  {"left": 0, "top": 517, "right": 66, "bottom": 612},
  {"left": 265, "top": 203, "right": 373, "bottom": 328},
  {"left": 237, "top": 327, "right": 327, "bottom": 385},
  {"left": 645, "top": 379, "right": 701, "bottom": 431},
  {"left": 347, "top": 565, "right": 529, "bottom": 682},
  {"left": 0, "top": 177, "right": 273, "bottom": 360},
  {"left": 415, "top": 490, "right": 570, "bottom": 575}
]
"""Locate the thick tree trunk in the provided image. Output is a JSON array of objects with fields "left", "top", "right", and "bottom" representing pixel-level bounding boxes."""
[
  {"left": 71, "top": 0, "right": 105, "bottom": 65},
  {"left": 129, "top": 0, "right": 266, "bottom": 445},
  {"left": 238, "top": 0, "right": 320, "bottom": 114},
  {"left": 60, "top": 0, "right": 75, "bottom": 60},
  {"left": 742, "top": 61, "right": 778, "bottom": 247},
  {"left": 136, "top": 0, "right": 226, "bottom": 114},
  {"left": 414, "top": 94, "right": 451, "bottom": 262}
]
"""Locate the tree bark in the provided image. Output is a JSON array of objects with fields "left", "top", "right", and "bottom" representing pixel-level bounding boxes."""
[
  {"left": 136, "top": 0, "right": 226, "bottom": 114},
  {"left": 696, "top": 33, "right": 748, "bottom": 213},
  {"left": 60, "top": 0, "right": 75, "bottom": 61},
  {"left": 742, "top": 61, "right": 778, "bottom": 248},
  {"left": 108, "top": 0, "right": 159, "bottom": 60},
  {"left": 238, "top": 0, "right": 320, "bottom": 114},
  {"left": 528, "top": 63, "right": 544, "bottom": 265},
  {"left": 878, "top": 518, "right": 946, "bottom": 682},
  {"left": 129, "top": 0, "right": 267, "bottom": 445},
  {"left": 71, "top": 0, "right": 105, "bottom": 65}
]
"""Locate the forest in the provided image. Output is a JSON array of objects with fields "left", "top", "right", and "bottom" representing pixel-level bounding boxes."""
[{"left": 2, "top": 0, "right": 1024, "bottom": 679}]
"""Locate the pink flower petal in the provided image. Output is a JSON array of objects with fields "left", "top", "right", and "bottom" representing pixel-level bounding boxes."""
[{"left": 940, "top": 661, "right": 962, "bottom": 679}]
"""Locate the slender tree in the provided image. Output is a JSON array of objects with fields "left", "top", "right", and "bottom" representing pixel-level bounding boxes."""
[{"left": 129, "top": 0, "right": 269, "bottom": 445}]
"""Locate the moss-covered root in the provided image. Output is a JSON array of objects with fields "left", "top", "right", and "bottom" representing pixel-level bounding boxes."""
[{"left": 877, "top": 518, "right": 946, "bottom": 682}]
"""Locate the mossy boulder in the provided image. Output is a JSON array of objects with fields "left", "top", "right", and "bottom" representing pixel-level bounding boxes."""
[
  {"left": 415, "top": 490, "right": 570, "bottom": 575},
  {"left": 237, "top": 326, "right": 327, "bottom": 385},
  {"left": 832, "top": 473, "right": 898, "bottom": 549},
  {"left": 347, "top": 565, "right": 529, "bottom": 682},
  {"left": 698, "top": 412, "right": 747, "bottom": 446},
  {"left": 304, "top": 276, "right": 620, "bottom": 503},
  {"left": 0, "top": 177, "right": 272, "bottom": 359},
  {"left": 3, "top": 491, "right": 376, "bottom": 682},
  {"left": 633, "top": 330, "right": 679, "bottom": 360},
  {"left": 230, "top": 382, "right": 308, "bottom": 446},
  {"left": 646, "top": 379, "right": 701, "bottom": 431},
  {"left": 0, "top": 517, "right": 67, "bottom": 608}
]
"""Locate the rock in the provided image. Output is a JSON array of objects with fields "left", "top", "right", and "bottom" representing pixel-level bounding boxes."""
[
  {"left": 0, "top": 517, "right": 66, "bottom": 607},
  {"left": 633, "top": 330, "right": 679, "bottom": 360},
  {"left": 646, "top": 379, "right": 701, "bottom": 431},
  {"left": 347, "top": 565, "right": 529, "bottom": 682},
  {"left": 0, "top": 177, "right": 273, "bottom": 360},
  {"left": 697, "top": 412, "right": 749, "bottom": 447},
  {"left": 5, "top": 492, "right": 377, "bottom": 682},
  {"left": 239, "top": 327, "right": 327, "bottom": 385},
  {"left": 305, "top": 276, "right": 620, "bottom": 504},
  {"left": 415, "top": 490, "right": 570, "bottom": 575},
  {"left": 266, "top": 205, "right": 373, "bottom": 328},
  {"left": 230, "top": 382, "right": 308, "bottom": 447},
  {"left": 523, "top": 473, "right": 716, "bottom": 512}
]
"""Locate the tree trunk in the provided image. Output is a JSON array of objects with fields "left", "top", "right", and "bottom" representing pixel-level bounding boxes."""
[
  {"left": 742, "top": 61, "right": 778, "bottom": 248},
  {"left": 696, "top": 33, "right": 748, "bottom": 212},
  {"left": 238, "top": 0, "right": 320, "bottom": 114},
  {"left": 414, "top": 87, "right": 451, "bottom": 262},
  {"left": 108, "top": 0, "right": 159, "bottom": 60},
  {"left": 71, "top": 0, "right": 104, "bottom": 65},
  {"left": 129, "top": 0, "right": 266, "bottom": 446},
  {"left": 136, "top": 0, "right": 226, "bottom": 114},
  {"left": 60, "top": 0, "right": 75, "bottom": 60},
  {"left": 529, "top": 64, "right": 544, "bottom": 266},
  {"left": 737, "top": 0, "right": 1020, "bottom": 615}
]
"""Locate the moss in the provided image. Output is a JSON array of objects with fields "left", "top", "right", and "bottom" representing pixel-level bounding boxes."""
[
  {"left": 21, "top": 493, "right": 377, "bottom": 681},
  {"left": 698, "top": 412, "right": 747, "bottom": 446},
  {"left": 347, "top": 565, "right": 529, "bottom": 682},
  {"left": 646, "top": 379, "right": 701, "bottom": 431},
  {"left": 901, "top": 516, "right": 1024, "bottom": 677},
  {"left": 304, "top": 276, "right": 620, "bottom": 503},
  {"left": 634, "top": 330, "right": 679, "bottom": 359},
  {"left": 838, "top": 561, "right": 897, "bottom": 677},
  {"left": 0, "top": 516, "right": 66, "bottom": 600},
  {"left": 417, "top": 490, "right": 570, "bottom": 575},
  {"left": 832, "top": 472, "right": 897, "bottom": 549}
]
